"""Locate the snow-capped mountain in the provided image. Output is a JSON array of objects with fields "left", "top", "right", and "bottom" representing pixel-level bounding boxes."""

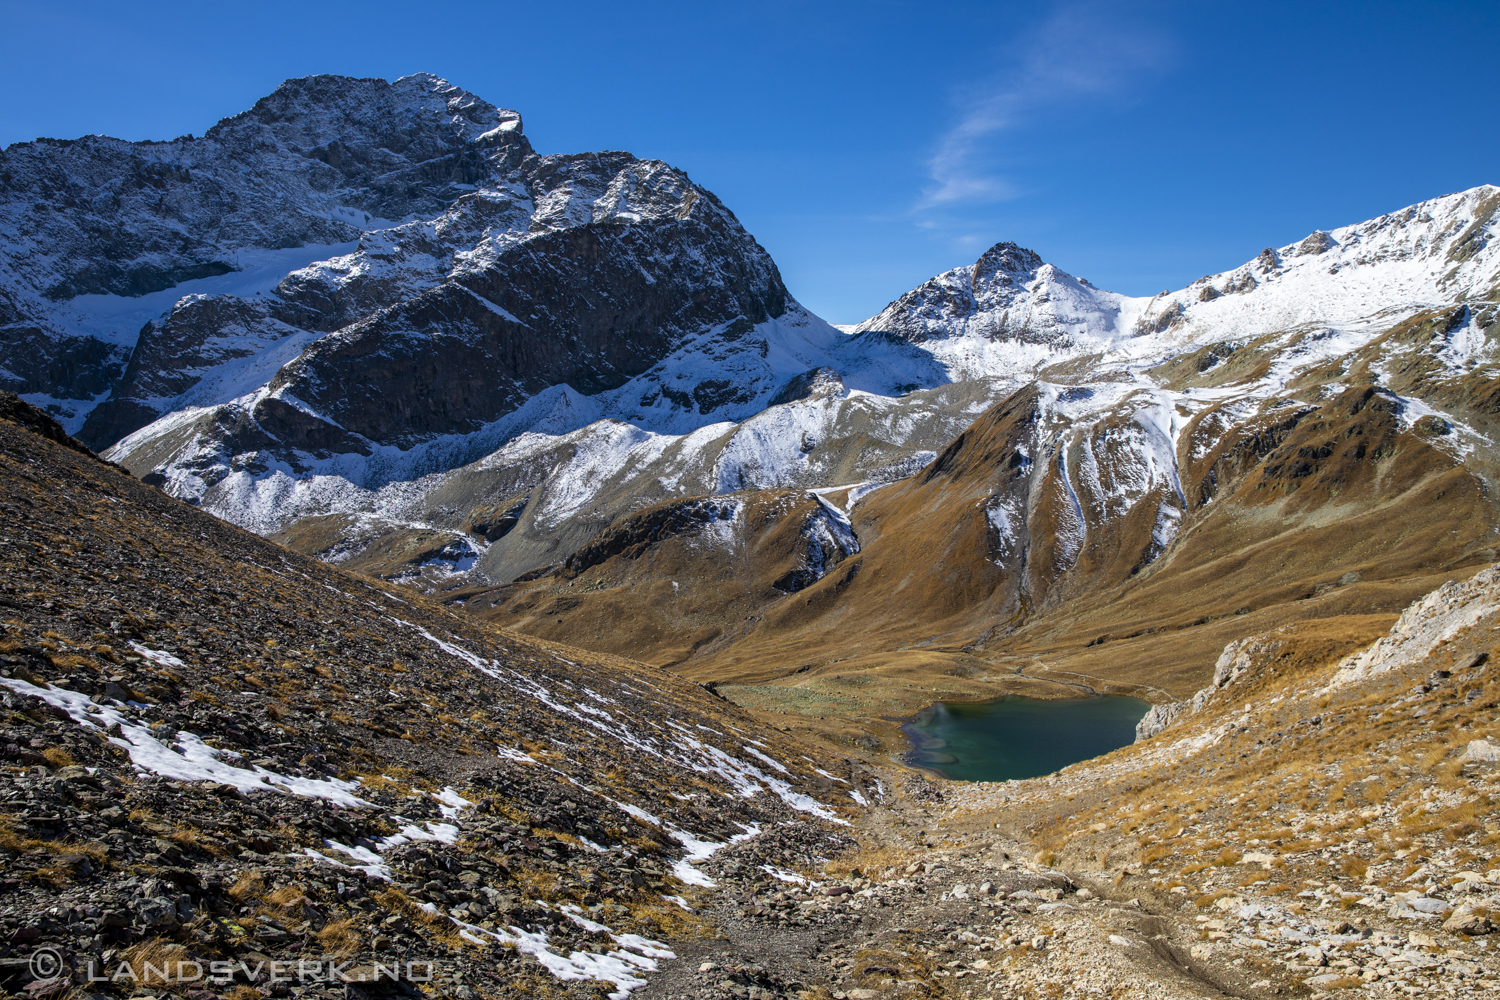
[
  {"left": 3, "top": 72, "right": 1496, "bottom": 615},
  {"left": 163, "top": 183, "right": 1492, "bottom": 595},
  {"left": 0, "top": 74, "right": 526, "bottom": 427},
  {"left": 458, "top": 188, "right": 1499, "bottom": 677}
]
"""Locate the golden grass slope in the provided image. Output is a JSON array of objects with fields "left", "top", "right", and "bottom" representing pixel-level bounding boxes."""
[{"left": 461, "top": 363, "right": 1492, "bottom": 752}]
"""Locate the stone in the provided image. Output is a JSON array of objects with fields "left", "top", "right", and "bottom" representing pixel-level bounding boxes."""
[
  {"left": 1460, "top": 739, "right": 1500, "bottom": 765},
  {"left": 1135, "top": 701, "right": 1187, "bottom": 741},
  {"left": 56, "top": 852, "right": 93, "bottom": 876},
  {"left": 1443, "top": 906, "right": 1495, "bottom": 935},
  {"left": 135, "top": 896, "right": 179, "bottom": 928},
  {"left": 1408, "top": 897, "right": 1451, "bottom": 914}
]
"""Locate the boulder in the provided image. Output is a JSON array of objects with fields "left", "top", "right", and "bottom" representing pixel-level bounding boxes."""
[
  {"left": 1443, "top": 906, "right": 1495, "bottom": 935},
  {"left": 1460, "top": 739, "right": 1500, "bottom": 766}
]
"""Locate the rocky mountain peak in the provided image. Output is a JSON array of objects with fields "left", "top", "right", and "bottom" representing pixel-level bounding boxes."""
[
  {"left": 850, "top": 238, "right": 1129, "bottom": 353},
  {"left": 971, "top": 241, "right": 1045, "bottom": 290},
  {"left": 220, "top": 72, "right": 523, "bottom": 152}
]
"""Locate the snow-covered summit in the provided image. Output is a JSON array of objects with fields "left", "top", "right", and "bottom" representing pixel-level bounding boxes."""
[
  {"left": 1129, "top": 184, "right": 1500, "bottom": 348},
  {"left": 851, "top": 240, "right": 1138, "bottom": 348},
  {"left": 217, "top": 72, "right": 523, "bottom": 151},
  {"left": 845, "top": 185, "right": 1498, "bottom": 386}
]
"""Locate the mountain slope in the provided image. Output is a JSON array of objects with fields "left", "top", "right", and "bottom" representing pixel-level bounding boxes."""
[
  {"left": 242, "top": 187, "right": 1500, "bottom": 592},
  {"left": 0, "top": 393, "right": 865, "bottom": 998}
]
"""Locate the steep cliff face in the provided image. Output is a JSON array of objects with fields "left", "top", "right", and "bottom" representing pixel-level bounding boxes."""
[{"left": 2, "top": 72, "right": 809, "bottom": 460}]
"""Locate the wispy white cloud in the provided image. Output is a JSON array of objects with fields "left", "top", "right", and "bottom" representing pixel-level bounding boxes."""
[{"left": 919, "top": 2, "right": 1172, "bottom": 211}]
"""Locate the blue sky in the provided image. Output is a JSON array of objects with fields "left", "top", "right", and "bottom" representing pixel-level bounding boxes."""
[{"left": 2, "top": 1, "right": 1496, "bottom": 324}]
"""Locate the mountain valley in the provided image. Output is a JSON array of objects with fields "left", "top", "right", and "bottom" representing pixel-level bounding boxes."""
[{"left": 3, "top": 70, "right": 1500, "bottom": 998}]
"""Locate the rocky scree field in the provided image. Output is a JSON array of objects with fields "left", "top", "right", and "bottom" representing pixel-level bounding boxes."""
[{"left": 0, "top": 394, "right": 878, "bottom": 1000}]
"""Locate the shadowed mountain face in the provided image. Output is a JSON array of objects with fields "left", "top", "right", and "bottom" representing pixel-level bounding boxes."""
[{"left": 1, "top": 74, "right": 526, "bottom": 419}]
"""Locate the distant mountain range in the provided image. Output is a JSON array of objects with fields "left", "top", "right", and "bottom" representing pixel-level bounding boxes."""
[{"left": 3, "top": 74, "right": 1497, "bottom": 708}]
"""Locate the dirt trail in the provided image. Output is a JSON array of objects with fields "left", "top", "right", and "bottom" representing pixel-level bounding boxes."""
[{"left": 635, "top": 775, "right": 1255, "bottom": 1000}]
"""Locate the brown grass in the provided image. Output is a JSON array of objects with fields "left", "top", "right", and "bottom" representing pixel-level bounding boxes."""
[
  {"left": 317, "top": 917, "right": 363, "bottom": 957},
  {"left": 168, "top": 827, "right": 227, "bottom": 858},
  {"left": 228, "top": 872, "right": 265, "bottom": 902},
  {"left": 41, "top": 747, "right": 75, "bottom": 768},
  {"left": 1315, "top": 975, "right": 1366, "bottom": 990},
  {"left": 264, "top": 884, "right": 299, "bottom": 905},
  {"left": 370, "top": 886, "right": 470, "bottom": 951},
  {"left": 0, "top": 818, "right": 111, "bottom": 884},
  {"left": 1193, "top": 889, "right": 1238, "bottom": 908},
  {"left": 824, "top": 845, "right": 912, "bottom": 880},
  {"left": 119, "top": 939, "right": 195, "bottom": 987}
]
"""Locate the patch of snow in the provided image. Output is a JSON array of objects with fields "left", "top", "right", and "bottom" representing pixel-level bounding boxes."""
[
  {"left": 128, "top": 642, "right": 187, "bottom": 669},
  {"left": 0, "top": 676, "right": 371, "bottom": 806},
  {"left": 741, "top": 745, "right": 789, "bottom": 773},
  {"left": 433, "top": 786, "right": 473, "bottom": 820},
  {"left": 759, "top": 865, "right": 819, "bottom": 886},
  {"left": 427, "top": 900, "right": 667, "bottom": 1000}
]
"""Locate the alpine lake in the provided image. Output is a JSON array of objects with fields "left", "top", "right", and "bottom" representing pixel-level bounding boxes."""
[{"left": 902, "top": 695, "right": 1151, "bottom": 782}]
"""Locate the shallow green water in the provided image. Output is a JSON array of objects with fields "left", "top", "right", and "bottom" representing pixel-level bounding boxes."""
[{"left": 902, "top": 695, "right": 1151, "bottom": 782}]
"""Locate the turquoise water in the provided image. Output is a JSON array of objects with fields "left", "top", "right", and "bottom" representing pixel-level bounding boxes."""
[{"left": 902, "top": 695, "right": 1151, "bottom": 782}]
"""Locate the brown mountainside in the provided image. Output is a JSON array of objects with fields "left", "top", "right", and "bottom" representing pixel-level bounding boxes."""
[{"left": 463, "top": 366, "right": 1496, "bottom": 749}]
